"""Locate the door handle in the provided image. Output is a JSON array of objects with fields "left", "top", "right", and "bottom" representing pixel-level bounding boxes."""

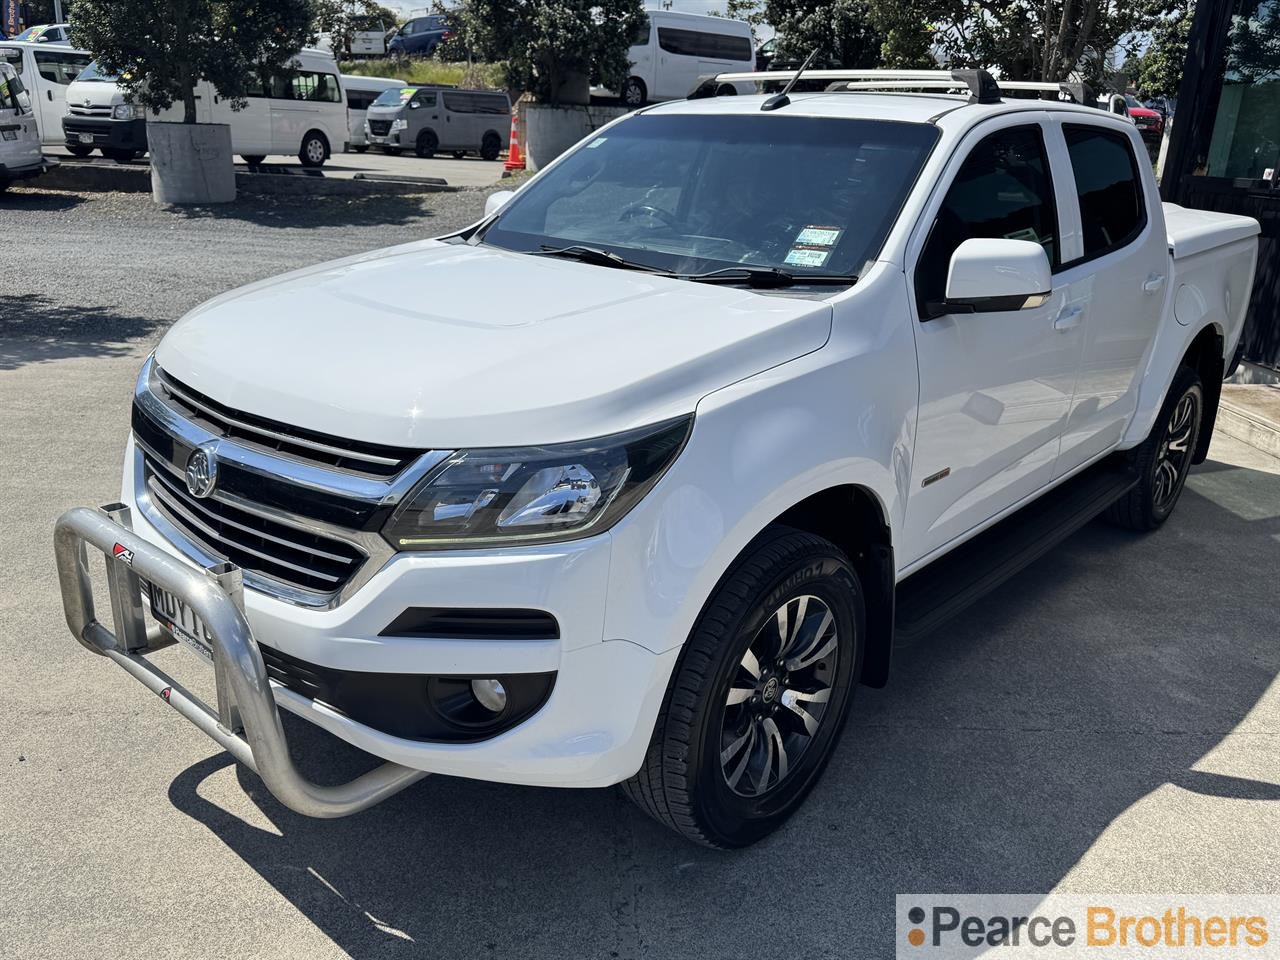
[
  {"left": 47, "top": 90, "right": 53, "bottom": 101},
  {"left": 1054, "top": 304, "right": 1084, "bottom": 331},
  {"left": 1142, "top": 273, "right": 1166, "bottom": 293}
]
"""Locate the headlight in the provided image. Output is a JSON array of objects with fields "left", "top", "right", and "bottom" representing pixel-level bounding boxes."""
[
  {"left": 383, "top": 416, "right": 692, "bottom": 550},
  {"left": 390, "top": 118, "right": 406, "bottom": 131},
  {"left": 112, "top": 103, "right": 143, "bottom": 120}
]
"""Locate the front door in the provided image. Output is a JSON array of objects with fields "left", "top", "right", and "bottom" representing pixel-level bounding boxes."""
[
  {"left": 902, "top": 119, "right": 1085, "bottom": 566},
  {"left": 32, "top": 48, "right": 90, "bottom": 145}
]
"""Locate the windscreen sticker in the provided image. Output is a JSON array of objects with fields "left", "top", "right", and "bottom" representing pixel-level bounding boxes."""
[
  {"left": 794, "top": 225, "right": 842, "bottom": 247},
  {"left": 1003, "top": 227, "right": 1041, "bottom": 242},
  {"left": 398, "top": 88, "right": 416, "bottom": 101},
  {"left": 784, "top": 245, "right": 832, "bottom": 268},
  {"left": 586, "top": 137, "right": 607, "bottom": 148}
]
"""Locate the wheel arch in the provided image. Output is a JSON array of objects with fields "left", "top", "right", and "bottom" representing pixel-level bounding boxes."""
[
  {"left": 1179, "top": 324, "right": 1225, "bottom": 464},
  {"left": 303, "top": 128, "right": 331, "bottom": 158},
  {"left": 769, "top": 485, "right": 895, "bottom": 688}
]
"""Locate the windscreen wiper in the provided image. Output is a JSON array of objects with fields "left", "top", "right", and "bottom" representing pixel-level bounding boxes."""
[
  {"left": 536, "top": 244, "right": 661, "bottom": 273},
  {"left": 675, "top": 266, "right": 858, "bottom": 288}
]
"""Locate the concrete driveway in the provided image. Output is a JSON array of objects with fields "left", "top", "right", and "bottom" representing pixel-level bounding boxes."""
[{"left": 2, "top": 187, "right": 1279, "bottom": 960}]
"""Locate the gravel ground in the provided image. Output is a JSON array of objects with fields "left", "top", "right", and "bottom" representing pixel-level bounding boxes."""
[{"left": 2, "top": 186, "right": 1280, "bottom": 960}]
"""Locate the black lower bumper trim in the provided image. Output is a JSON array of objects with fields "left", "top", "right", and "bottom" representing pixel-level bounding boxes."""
[{"left": 62, "top": 117, "right": 148, "bottom": 151}]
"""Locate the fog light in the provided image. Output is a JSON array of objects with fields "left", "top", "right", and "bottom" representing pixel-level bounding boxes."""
[{"left": 470, "top": 678, "right": 507, "bottom": 713}]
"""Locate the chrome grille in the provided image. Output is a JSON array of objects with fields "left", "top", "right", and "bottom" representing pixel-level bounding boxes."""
[
  {"left": 68, "top": 104, "right": 111, "bottom": 117},
  {"left": 142, "top": 453, "right": 366, "bottom": 595},
  {"left": 367, "top": 119, "right": 391, "bottom": 136},
  {"left": 154, "top": 367, "right": 423, "bottom": 478}
]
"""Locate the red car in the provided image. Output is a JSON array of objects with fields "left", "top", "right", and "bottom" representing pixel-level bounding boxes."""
[{"left": 1126, "top": 95, "right": 1165, "bottom": 140}]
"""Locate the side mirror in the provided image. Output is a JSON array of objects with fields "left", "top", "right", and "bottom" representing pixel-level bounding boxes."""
[
  {"left": 929, "top": 238, "right": 1051, "bottom": 318},
  {"left": 408, "top": 100, "right": 420, "bottom": 109},
  {"left": 484, "top": 189, "right": 515, "bottom": 218}
]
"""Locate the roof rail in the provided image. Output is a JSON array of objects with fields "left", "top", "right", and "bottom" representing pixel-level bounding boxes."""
[{"left": 688, "top": 68, "right": 1094, "bottom": 106}]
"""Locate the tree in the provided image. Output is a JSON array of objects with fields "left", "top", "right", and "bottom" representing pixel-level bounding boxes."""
[
  {"left": 463, "top": 0, "right": 644, "bottom": 104},
  {"left": 315, "top": 0, "right": 399, "bottom": 59},
  {"left": 70, "top": 0, "right": 314, "bottom": 123},
  {"left": 765, "top": 0, "right": 887, "bottom": 67},
  {"left": 857, "top": 0, "right": 1180, "bottom": 81}
]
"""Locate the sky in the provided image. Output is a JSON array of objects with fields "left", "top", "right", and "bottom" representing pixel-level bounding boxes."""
[{"left": 386, "top": 1, "right": 754, "bottom": 22}]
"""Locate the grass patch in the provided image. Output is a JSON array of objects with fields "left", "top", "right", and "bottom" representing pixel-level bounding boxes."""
[{"left": 339, "top": 59, "right": 507, "bottom": 91}]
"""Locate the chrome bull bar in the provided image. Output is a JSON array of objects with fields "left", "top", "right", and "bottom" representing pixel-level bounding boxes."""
[{"left": 53, "top": 503, "right": 428, "bottom": 818}]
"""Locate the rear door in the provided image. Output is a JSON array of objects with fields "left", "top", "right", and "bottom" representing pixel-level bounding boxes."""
[
  {"left": 653, "top": 26, "right": 705, "bottom": 100},
  {"left": 213, "top": 73, "right": 271, "bottom": 154},
  {"left": 1048, "top": 120, "right": 1168, "bottom": 475},
  {"left": 903, "top": 117, "right": 1085, "bottom": 564},
  {"left": 269, "top": 69, "right": 342, "bottom": 155},
  {"left": 440, "top": 90, "right": 476, "bottom": 149}
]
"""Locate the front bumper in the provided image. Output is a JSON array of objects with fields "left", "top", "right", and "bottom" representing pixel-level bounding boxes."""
[
  {"left": 62, "top": 116, "right": 148, "bottom": 152},
  {"left": 114, "top": 435, "right": 677, "bottom": 793}
]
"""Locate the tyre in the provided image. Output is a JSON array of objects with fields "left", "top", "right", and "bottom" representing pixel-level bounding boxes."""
[
  {"left": 415, "top": 129, "right": 438, "bottom": 158},
  {"left": 0, "top": 179, "right": 8, "bottom": 194},
  {"left": 1106, "top": 364, "right": 1204, "bottom": 531},
  {"left": 299, "top": 131, "right": 328, "bottom": 168},
  {"left": 66, "top": 144, "right": 93, "bottom": 158},
  {"left": 715, "top": 83, "right": 739, "bottom": 96},
  {"left": 240, "top": 155, "right": 267, "bottom": 167},
  {"left": 479, "top": 132, "right": 501, "bottom": 162},
  {"left": 621, "top": 77, "right": 647, "bottom": 108},
  {"left": 623, "top": 526, "right": 864, "bottom": 848},
  {"left": 352, "top": 145, "right": 368, "bottom": 154}
]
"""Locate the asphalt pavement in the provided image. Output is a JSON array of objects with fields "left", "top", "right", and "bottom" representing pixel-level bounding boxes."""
[{"left": 2, "top": 185, "right": 1279, "bottom": 960}]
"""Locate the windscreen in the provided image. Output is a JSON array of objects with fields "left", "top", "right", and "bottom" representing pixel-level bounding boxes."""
[
  {"left": 371, "top": 87, "right": 416, "bottom": 107},
  {"left": 76, "top": 60, "right": 119, "bottom": 82},
  {"left": 481, "top": 113, "right": 938, "bottom": 279}
]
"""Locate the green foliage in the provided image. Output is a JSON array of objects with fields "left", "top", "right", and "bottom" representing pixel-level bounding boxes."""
[
  {"left": 850, "top": 0, "right": 1184, "bottom": 82},
  {"left": 340, "top": 58, "right": 506, "bottom": 90},
  {"left": 462, "top": 0, "right": 645, "bottom": 104},
  {"left": 70, "top": 0, "right": 314, "bottom": 122},
  {"left": 765, "top": 0, "right": 886, "bottom": 67},
  {"left": 315, "top": 0, "right": 398, "bottom": 59}
]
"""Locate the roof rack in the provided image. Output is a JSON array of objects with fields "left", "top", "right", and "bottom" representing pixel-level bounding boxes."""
[{"left": 688, "top": 68, "right": 1094, "bottom": 106}]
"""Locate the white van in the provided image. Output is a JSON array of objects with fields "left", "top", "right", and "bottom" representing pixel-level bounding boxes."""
[
  {"left": 0, "top": 41, "right": 91, "bottom": 145},
  {"left": 0, "top": 60, "right": 52, "bottom": 192},
  {"left": 65, "top": 49, "right": 349, "bottom": 168},
  {"left": 599, "top": 11, "right": 754, "bottom": 106},
  {"left": 340, "top": 74, "right": 405, "bottom": 152}
]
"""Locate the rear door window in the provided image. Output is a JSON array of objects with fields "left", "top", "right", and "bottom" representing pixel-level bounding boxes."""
[
  {"left": 1062, "top": 124, "right": 1146, "bottom": 263},
  {"left": 0, "top": 48, "right": 22, "bottom": 76},
  {"left": 657, "top": 28, "right": 752, "bottom": 61},
  {"left": 34, "top": 49, "right": 90, "bottom": 85},
  {"left": 915, "top": 124, "right": 1058, "bottom": 316}
]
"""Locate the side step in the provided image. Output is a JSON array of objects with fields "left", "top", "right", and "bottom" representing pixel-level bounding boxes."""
[{"left": 894, "top": 459, "right": 1139, "bottom": 643}]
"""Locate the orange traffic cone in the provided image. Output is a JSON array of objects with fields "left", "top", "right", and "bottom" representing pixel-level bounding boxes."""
[{"left": 503, "top": 111, "right": 525, "bottom": 173}]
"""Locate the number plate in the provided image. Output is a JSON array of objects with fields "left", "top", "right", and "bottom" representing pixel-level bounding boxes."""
[
  {"left": 145, "top": 581, "right": 214, "bottom": 664},
  {"left": 78, "top": 132, "right": 93, "bottom": 144},
  {"left": 1, "top": 130, "right": 15, "bottom": 141}
]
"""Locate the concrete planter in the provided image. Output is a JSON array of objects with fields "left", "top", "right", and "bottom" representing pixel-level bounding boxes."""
[
  {"left": 147, "top": 122, "right": 235, "bottom": 204},
  {"left": 523, "top": 103, "right": 629, "bottom": 172}
]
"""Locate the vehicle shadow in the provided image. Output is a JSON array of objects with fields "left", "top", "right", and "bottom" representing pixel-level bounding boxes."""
[
  {"left": 1, "top": 188, "right": 88, "bottom": 212},
  {"left": 0, "top": 293, "right": 164, "bottom": 371},
  {"left": 166, "top": 454, "right": 1280, "bottom": 960},
  {"left": 169, "top": 193, "right": 438, "bottom": 230}
]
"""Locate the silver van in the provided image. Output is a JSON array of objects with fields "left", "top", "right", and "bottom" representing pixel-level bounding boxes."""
[{"left": 363, "top": 85, "right": 510, "bottom": 160}]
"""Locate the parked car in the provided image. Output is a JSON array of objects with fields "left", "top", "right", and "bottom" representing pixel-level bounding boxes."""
[
  {"left": 0, "top": 60, "right": 54, "bottom": 191},
  {"left": 10, "top": 22, "right": 72, "bottom": 44},
  {"left": 341, "top": 74, "right": 408, "bottom": 152},
  {"left": 0, "top": 41, "right": 90, "bottom": 145},
  {"left": 319, "top": 16, "right": 390, "bottom": 58},
  {"left": 1125, "top": 94, "right": 1165, "bottom": 141},
  {"left": 594, "top": 11, "right": 755, "bottom": 106},
  {"left": 387, "top": 14, "right": 454, "bottom": 58},
  {"left": 63, "top": 48, "right": 347, "bottom": 167},
  {"left": 56, "top": 69, "right": 1260, "bottom": 850},
  {"left": 61, "top": 60, "right": 147, "bottom": 162},
  {"left": 363, "top": 84, "right": 508, "bottom": 159}
]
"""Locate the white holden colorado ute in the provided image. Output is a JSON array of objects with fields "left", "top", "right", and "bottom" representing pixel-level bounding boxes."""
[{"left": 56, "top": 69, "right": 1260, "bottom": 848}]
